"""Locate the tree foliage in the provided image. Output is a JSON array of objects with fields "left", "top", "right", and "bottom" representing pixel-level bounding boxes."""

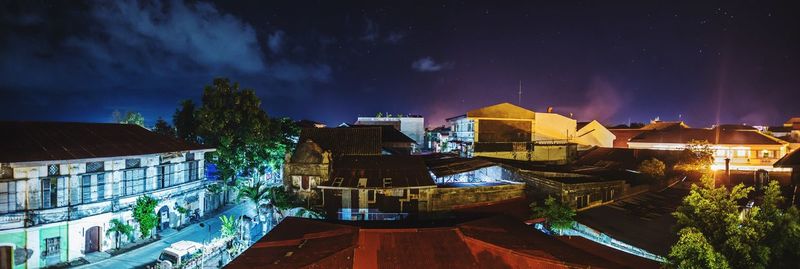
[
  {"left": 132, "top": 195, "right": 159, "bottom": 239},
  {"left": 219, "top": 215, "right": 238, "bottom": 238},
  {"left": 196, "top": 78, "right": 274, "bottom": 186},
  {"left": 113, "top": 110, "right": 145, "bottom": 127},
  {"left": 638, "top": 157, "right": 666, "bottom": 181},
  {"left": 106, "top": 219, "right": 134, "bottom": 249},
  {"left": 173, "top": 99, "right": 199, "bottom": 144},
  {"left": 530, "top": 196, "right": 576, "bottom": 232},
  {"left": 670, "top": 177, "right": 800, "bottom": 268},
  {"left": 676, "top": 140, "right": 715, "bottom": 171},
  {"left": 237, "top": 179, "right": 271, "bottom": 218},
  {"left": 153, "top": 118, "right": 176, "bottom": 138}
]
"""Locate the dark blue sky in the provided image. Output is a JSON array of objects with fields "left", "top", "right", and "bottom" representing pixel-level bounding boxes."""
[{"left": 1, "top": 1, "right": 798, "bottom": 127}]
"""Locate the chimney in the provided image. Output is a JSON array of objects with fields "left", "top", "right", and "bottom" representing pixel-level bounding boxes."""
[{"left": 547, "top": 107, "right": 554, "bottom": 113}]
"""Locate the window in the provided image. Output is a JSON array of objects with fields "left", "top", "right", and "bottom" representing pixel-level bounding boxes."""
[
  {"left": 0, "top": 181, "right": 18, "bottom": 213},
  {"left": 44, "top": 237, "right": 60, "bottom": 257},
  {"left": 124, "top": 169, "right": 145, "bottom": 196},
  {"left": 333, "top": 177, "right": 344, "bottom": 187},
  {"left": 42, "top": 178, "right": 58, "bottom": 208},
  {"left": 125, "top": 158, "right": 141, "bottom": 169},
  {"left": 185, "top": 161, "right": 199, "bottom": 182},
  {"left": 762, "top": 150, "right": 773, "bottom": 158},
  {"left": 382, "top": 178, "right": 392, "bottom": 188},
  {"left": 357, "top": 178, "right": 368, "bottom": 188},
  {"left": 81, "top": 175, "right": 92, "bottom": 203},
  {"left": 97, "top": 173, "right": 105, "bottom": 201},
  {"left": 736, "top": 150, "right": 747, "bottom": 157},
  {"left": 157, "top": 164, "right": 176, "bottom": 189}
]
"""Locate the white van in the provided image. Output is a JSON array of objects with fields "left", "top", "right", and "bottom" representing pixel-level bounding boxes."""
[{"left": 157, "top": 240, "right": 204, "bottom": 268}]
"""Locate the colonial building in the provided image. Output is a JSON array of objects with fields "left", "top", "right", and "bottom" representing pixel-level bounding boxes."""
[
  {"left": 626, "top": 124, "right": 789, "bottom": 170},
  {"left": 354, "top": 115, "right": 424, "bottom": 150},
  {"left": 0, "top": 122, "right": 213, "bottom": 269}
]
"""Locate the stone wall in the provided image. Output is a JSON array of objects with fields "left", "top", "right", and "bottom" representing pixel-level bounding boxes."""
[{"left": 428, "top": 184, "right": 525, "bottom": 212}]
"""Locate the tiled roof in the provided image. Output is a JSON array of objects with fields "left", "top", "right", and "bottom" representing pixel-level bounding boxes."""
[
  {"left": 0, "top": 121, "right": 211, "bottom": 163},
  {"left": 639, "top": 121, "right": 688, "bottom": 131},
  {"left": 609, "top": 129, "right": 646, "bottom": 148},
  {"left": 323, "top": 155, "right": 436, "bottom": 188},
  {"left": 629, "top": 127, "right": 787, "bottom": 145},
  {"left": 226, "top": 215, "right": 659, "bottom": 269},
  {"left": 298, "top": 127, "right": 382, "bottom": 156}
]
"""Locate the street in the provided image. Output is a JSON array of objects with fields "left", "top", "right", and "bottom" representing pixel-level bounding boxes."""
[{"left": 74, "top": 203, "right": 265, "bottom": 269}]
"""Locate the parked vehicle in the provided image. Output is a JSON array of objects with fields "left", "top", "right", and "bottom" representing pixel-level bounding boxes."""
[{"left": 157, "top": 240, "right": 204, "bottom": 268}]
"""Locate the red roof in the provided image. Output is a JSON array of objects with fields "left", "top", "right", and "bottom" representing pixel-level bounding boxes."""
[
  {"left": 0, "top": 121, "right": 211, "bottom": 163},
  {"left": 323, "top": 155, "right": 436, "bottom": 188},
  {"left": 227, "top": 216, "right": 662, "bottom": 269}
]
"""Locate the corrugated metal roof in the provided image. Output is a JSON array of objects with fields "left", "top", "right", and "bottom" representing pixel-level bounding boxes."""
[
  {"left": 423, "top": 154, "right": 497, "bottom": 177},
  {"left": 227, "top": 215, "right": 655, "bottom": 269},
  {"left": 299, "top": 127, "right": 382, "bottom": 156},
  {"left": 629, "top": 127, "right": 786, "bottom": 145},
  {"left": 0, "top": 121, "right": 212, "bottom": 163},
  {"left": 323, "top": 155, "right": 435, "bottom": 188}
]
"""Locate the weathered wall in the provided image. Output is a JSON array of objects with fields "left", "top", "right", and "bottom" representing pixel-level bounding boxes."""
[{"left": 428, "top": 184, "right": 525, "bottom": 211}]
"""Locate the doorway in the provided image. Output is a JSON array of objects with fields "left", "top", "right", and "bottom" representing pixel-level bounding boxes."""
[{"left": 84, "top": 226, "right": 100, "bottom": 253}]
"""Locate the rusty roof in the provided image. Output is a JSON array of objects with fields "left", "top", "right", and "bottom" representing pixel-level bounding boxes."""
[
  {"left": 774, "top": 148, "right": 800, "bottom": 167},
  {"left": 226, "top": 215, "right": 659, "bottom": 269},
  {"left": 322, "top": 155, "right": 436, "bottom": 188},
  {"left": 0, "top": 121, "right": 211, "bottom": 163},
  {"left": 298, "top": 127, "right": 382, "bottom": 156},
  {"left": 422, "top": 154, "right": 498, "bottom": 177}
]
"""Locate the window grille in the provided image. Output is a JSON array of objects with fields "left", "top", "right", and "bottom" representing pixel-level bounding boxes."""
[
  {"left": 86, "top": 162, "right": 104, "bottom": 173},
  {"left": 125, "top": 159, "right": 141, "bottom": 169},
  {"left": 44, "top": 237, "right": 60, "bottom": 257},
  {"left": 81, "top": 175, "right": 92, "bottom": 203},
  {"left": 0, "top": 181, "right": 19, "bottom": 213},
  {"left": 48, "top": 165, "right": 60, "bottom": 176},
  {"left": 383, "top": 178, "right": 392, "bottom": 188},
  {"left": 333, "top": 177, "right": 344, "bottom": 187}
]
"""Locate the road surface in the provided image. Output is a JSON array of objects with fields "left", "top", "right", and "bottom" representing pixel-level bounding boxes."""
[{"left": 74, "top": 204, "right": 266, "bottom": 269}]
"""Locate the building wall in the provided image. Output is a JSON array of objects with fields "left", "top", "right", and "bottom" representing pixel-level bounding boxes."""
[
  {"left": 428, "top": 184, "right": 525, "bottom": 212},
  {"left": 0, "top": 150, "right": 209, "bottom": 268},
  {"left": 533, "top": 112, "right": 577, "bottom": 142},
  {"left": 575, "top": 121, "right": 616, "bottom": 148},
  {"left": 321, "top": 188, "right": 435, "bottom": 220},
  {"left": 355, "top": 117, "right": 425, "bottom": 147}
]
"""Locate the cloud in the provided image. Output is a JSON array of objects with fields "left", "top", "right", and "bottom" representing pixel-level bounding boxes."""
[
  {"left": 411, "top": 57, "right": 451, "bottom": 72},
  {"left": 268, "top": 30, "right": 285, "bottom": 54},
  {"left": 385, "top": 32, "right": 404, "bottom": 44},
  {"left": 560, "top": 77, "right": 627, "bottom": 123},
  {"left": 360, "top": 17, "right": 379, "bottom": 42}
]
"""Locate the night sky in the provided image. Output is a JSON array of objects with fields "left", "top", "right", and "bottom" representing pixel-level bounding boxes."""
[{"left": 1, "top": 1, "right": 799, "bottom": 128}]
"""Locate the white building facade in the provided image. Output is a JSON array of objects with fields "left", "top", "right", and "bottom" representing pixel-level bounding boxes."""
[{"left": 0, "top": 122, "right": 214, "bottom": 269}]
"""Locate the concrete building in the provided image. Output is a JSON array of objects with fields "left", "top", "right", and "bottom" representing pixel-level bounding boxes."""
[
  {"left": 354, "top": 115, "right": 424, "bottom": 151},
  {"left": 575, "top": 120, "right": 616, "bottom": 149},
  {"left": 446, "top": 103, "right": 582, "bottom": 163},
  {"left": 0, "top": 122, "right": 213, "bottom": 269}
]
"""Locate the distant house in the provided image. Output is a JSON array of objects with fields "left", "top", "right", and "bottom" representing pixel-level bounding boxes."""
[
  {"left": 774, "top": 148, "right": 800, "bottom": 188},
  {"left": 626, "top": 124, "right": 789, "bottom": 170},
  {"left": 227, "top": 215, "right": 661, "bottom": 269},
  {"left": 767, "top": 117, "right": 800, "bottom": 151},
  {"left": 574, "top": 120, "right": 616, "bottom": 149},
  {"left": 608, "top": 121, "right": 689, "bottom": 148},
  {"left": 0, "top": 121, "right": 214, "bottom": 268},
  {"left": 424, "top": 125, "right": 451, "bottom": 152}
]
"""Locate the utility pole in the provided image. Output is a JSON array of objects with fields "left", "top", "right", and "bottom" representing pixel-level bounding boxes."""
[{"left": 518, "top": 80, "right": 522, "bottom": 105}]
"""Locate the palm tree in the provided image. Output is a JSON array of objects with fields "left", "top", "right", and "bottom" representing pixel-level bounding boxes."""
[
  {"left": 237, "top": 180, "right": 271, "bottom": 218},
  {"left": 219, "top": 215, "right": 238, "bottom": 238},
  {"left": 106, "top": 219, "right": 134, "bottom": 249}
]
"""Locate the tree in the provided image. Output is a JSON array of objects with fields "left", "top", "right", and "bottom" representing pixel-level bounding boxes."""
[
  {"left": 132, "top": 195, "right": 159, "bottom": 239},
  {"left": 153, "top": 118, "right": 176, "bottom": 138},
  {"left": 219, "top": 215, "right": 238, "bottom": 238},
  {"left": 113, "top": 110, "right": 145, "bottom": 127},
  {"left": 671, "top": 175, "right": 767, "bottom": 268},
  {"left": 176, "top": 205, "right": 189, "bottom": 227},
  {"left": 638, "top": 158, "right": 666, "bottom": 181},
  {"left": 236, "top": 180, "right": 271, "bottom": 221},
  {"left": 174, "top": 99, "right": 199, "bottom": 144},
  {"left": 106, "top": 219, "right": 134, "bottom": 250},
  {"left": 755, "top": 181, "right": 800, "bottom": 269},
  {"left": 197, "top": 78, "right": 274, "bottom": 197},
  {"left": 669, "top": 227, "right": 730, "bottom": 269},
  {"left": 530, "top": 196, "right": 576, "bottom": 232},
  {"left": 676, "top": 140, "right": 715, "bottom": 171}
]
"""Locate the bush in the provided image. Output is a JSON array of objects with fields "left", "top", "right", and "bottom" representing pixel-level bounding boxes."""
[{"left": 639, "top": 158, "right": 666, "bottom": 180}]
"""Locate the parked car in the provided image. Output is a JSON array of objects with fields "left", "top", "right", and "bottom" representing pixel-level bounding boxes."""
[{"left": 157, "top": 240, "right": 204, "bottom": 268}]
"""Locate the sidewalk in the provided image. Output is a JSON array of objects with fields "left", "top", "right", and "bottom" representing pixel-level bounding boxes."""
[{"left": 73, "top": 204, "right": 245, "bottom": 269}]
